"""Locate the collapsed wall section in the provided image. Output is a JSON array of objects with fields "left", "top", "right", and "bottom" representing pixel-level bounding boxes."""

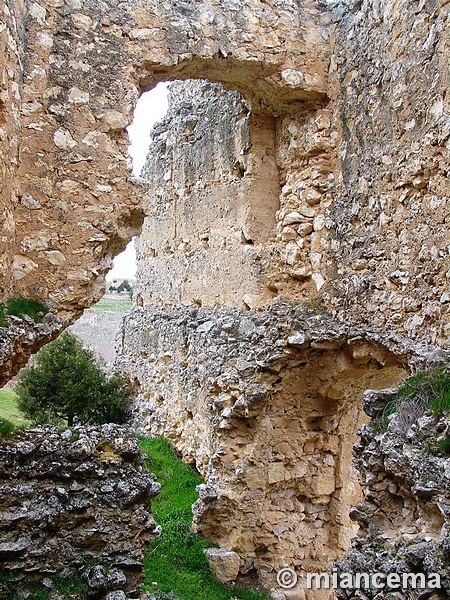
[
  {"left": 1, "top": 0, "right": 331, "bottom": 312},
  {"left": 119, "top": 5, "right": 450, "bottom": 591},
  {"left": 115, "top": 301, "right": 419, "bottom": 593},
  {"left": 0, "top": 424, "right": 161, "bottom": 597},
  {"left": 336, "top": 388, "right": 450, "bottom": 600}
]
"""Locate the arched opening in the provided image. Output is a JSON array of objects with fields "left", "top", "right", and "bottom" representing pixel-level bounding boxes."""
[
  {"left": 116, "top": 301, "right": 409, "bottom": 595},
  {"left": 133, "top": 79, "right": 281, "bottom": 312}
]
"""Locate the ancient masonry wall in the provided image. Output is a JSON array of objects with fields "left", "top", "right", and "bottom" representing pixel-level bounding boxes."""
[
  {"left": 135, "top": 80, "right": 278, "bottom": 310},
  {"left": 116, "top": 0, "right": 450, "bottom": 596},
  {"left": 133, "top": 1, "right": 450, "bottom": 346},
  {"left": 336, "top": 387, "right": 450, "bottom": 600},
  {"left": 0, "top": 424, "right": 161, "bottom": 597},
  {"left": 0, "top": 0, "right": 449, "bottom": 597},
  {"left": 116, "top": 302, "right": 421, "bottom": 595},
  {"left": 0, "top": 0, "right": 332, "bottom": 381},
  {"left": 331, "top": 0, "right": 450, "bottom": 346},
  {"left": 0, "top": 0, "right": 26, "bottom": 299}
]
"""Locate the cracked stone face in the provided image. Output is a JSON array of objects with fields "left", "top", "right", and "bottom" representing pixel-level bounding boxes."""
[
  {"left": 115, "top": 301, "right": 413, "bottom": 591},
  {"left": 1, "top": 0, "right": 450, "bottom": 597}
]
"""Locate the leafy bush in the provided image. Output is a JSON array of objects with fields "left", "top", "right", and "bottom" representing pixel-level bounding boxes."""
[
  {"left": 0, "top": 417, "right": 15, "bottom": 437},
  {"left": 17, "top": 331, "right": 130, "bottom": 427},
  {"left": 140, "top": 437, "right": 270, "bottom": 600},
  {"left": 116, "top": 279, "right": 132, "bottom": 293}
]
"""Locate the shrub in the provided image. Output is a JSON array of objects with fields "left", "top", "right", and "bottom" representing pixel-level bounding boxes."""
[
  {"left": 0, "top": 417, "right": 15, "bottom": 437},
  {"left": 116, "top": 279, "right": 132, "bottom": 293},
  {"left": 16, "top": 331, "right": 130, "bottom": 427}
]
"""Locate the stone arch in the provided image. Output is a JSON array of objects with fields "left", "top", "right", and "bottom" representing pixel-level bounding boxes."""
[
  {"left": 5, "top": 0, "right": 332, "bottom": 316},
  {"left": 116, "top": 301, "right": 412, "bottom": 595},
  {"left": 1, "top": 0, "right": 338, "bottom": 383}
]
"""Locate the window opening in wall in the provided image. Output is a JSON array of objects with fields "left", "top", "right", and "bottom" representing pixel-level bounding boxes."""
[{"left": 127, "top": 81, "right": 169, "bottom": 176}]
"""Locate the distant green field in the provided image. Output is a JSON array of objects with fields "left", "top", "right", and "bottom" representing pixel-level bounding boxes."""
[
  {"left": 0, "top": 388, "right": 29, "bottom": 426},
  {"left": 90, "top": 296, "right": 133, "bottom": 311}
]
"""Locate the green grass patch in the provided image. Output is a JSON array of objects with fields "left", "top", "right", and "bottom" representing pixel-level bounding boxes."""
[
  {"left": 371, "top": 364, "right": 450, "bottom": 434},
  {"left": 0, "top": 304, "right": 6, "bottom": 326},
  {"left": 6, "top": 297, "right": 47, "bottom": 323},
  {"left": 438, "top": 438, "right": 450, "bottom": 455},
  {"left": 90, "top": 296, "right": 132, "bottom": 312},
  {"left": 0, "top": 573, "right": 86, "bottom": 600},
  {"left": 0, "top": 388, "right": 29, "bottom": 427},
  {"left": 371, "top": 400, "right": 397, "bottom": 433},
  {"left": 397, "top": 365, "right": 450, "bottom": 416},
  {"left": 140, "top": 437, "right": 270, "bottom": 600}
]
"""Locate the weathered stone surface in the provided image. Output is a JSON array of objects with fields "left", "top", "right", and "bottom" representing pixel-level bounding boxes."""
[
  {"left": 335, "top": 389, "right": 450, "bottom": 599},
  {"left": 1, "top": 0, "right": 450, "bottom": 597},
  {"left": 0, "top": 313, "right": 64, "bottom": 386},
  {"left": 135, "top": 80, "right": 278, "bottom": 310},
  {"left": 114, "top": 301, "right": 447, "bottom": 591},
  {"left": 328, "top": 0, "right": 450, "bottom": 346},
  {"left": 0, "top": 424, "right": 161, "bottom": 597},
  {"left": 1, "top": 0, "right": 449, "bottom": 374},
  {"left": 0, "top": 0, "right": 334, "bottom": 379},
  {"left": 204, "top": 548, "right": 241, "bottom": 583}
]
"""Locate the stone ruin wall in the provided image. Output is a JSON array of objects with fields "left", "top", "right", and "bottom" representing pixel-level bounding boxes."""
[
  {"left": 0, "top": 0, "right": 447, "bottom": 370},
  {"left": 334, "top": 0, "right": 450, "bottom": 346},
  {"left": 117, "top": 0, "right": 450, "bottom": 596},
  {"left": 116, "top": 302, "right": 419, "bottom": 596},
  {"left": 0, "top": 0, "right": 449, "bottom": 597},
  {"left": 0, "top": 0, "right": 332, "bottom": 382},
  {"left": 0, "top": 424, "right": 161, "bottom": 597},
  {"left": 135, "top": 79, "right": 279, "bottom": 310}
]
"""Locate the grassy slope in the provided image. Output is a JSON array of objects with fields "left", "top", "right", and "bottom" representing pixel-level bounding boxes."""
[
  {"left": 140, "top": 437, "right": 270, "bottom": 600},
  {"left": 90, "top": 296, "right": 132, "bottom": 311},
  {"left": 0, "top": 388, "right": 29, "bottom": 426}
]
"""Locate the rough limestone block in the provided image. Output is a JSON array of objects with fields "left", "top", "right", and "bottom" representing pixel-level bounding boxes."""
[{"left": 204, "top": 548, "right": 241, "bottom": 583}]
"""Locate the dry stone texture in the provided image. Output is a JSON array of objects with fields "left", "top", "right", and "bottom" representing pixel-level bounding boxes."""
[
  {"left": 1, "top": 0, "right": 447, "bottom": 366},
  {"left": 336, "top": 388, "right": 450, "bottom": 600},
  {"left": 0, "top": 312, "right": 64, "bottom": 386},
  {"left": 1, "top": 0, "right": 450, "bottom": 597},
  {"left": 329, "top": 0, "right": 450, "bottom": 346},
  {"left": 115, "top": 301, "right": 444, "bottom": 594},
  {"left": 0, "top": 424, "right": 161, "bottom": 598}
]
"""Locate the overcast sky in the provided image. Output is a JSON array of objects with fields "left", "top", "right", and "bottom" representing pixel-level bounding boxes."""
[{"left": 107, "top": 83, "right": 169, "bottom": 281}]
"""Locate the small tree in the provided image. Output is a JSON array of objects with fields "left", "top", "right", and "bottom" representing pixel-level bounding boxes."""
[
  {"left": 17, "top": 331, "right": 130, "bottom": 427},
  {"left": 116, "top": 279, "right": 132, "bottom": 293}
]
